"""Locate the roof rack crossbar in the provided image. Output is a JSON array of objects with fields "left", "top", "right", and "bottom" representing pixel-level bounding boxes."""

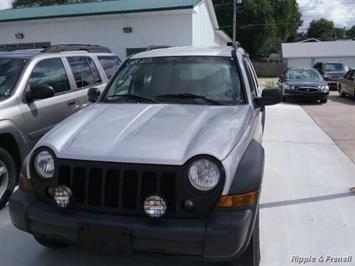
[{"left": 42, "top": 44, "right": 111, "bottom": 53}]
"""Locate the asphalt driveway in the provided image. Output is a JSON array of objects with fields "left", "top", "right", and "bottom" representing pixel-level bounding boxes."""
[{"left": 0, "top": 103, "right": 354, "bottom": 266}]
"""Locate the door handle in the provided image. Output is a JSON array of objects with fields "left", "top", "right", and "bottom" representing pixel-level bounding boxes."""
[{"left": 67, "top": 100, "right": 76, "bottom": 106}]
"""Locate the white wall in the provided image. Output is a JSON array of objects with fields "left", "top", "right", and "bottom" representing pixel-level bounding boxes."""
[
  {"left": 0, "top": 11, "right": 193, "bottom": 59},
  {"left": 286, "top": 58, "right": 313, "bottom": 68},
  {"left": 192, "top": 1, "right": 226, "bottom": 47},
  {"left": 282, "top": 41, "right": 355, "bottom": 59},
  {"left": 314, "top": 57, "right": 355, "bottom": 69}
]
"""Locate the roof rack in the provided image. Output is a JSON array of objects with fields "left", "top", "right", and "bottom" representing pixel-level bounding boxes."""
[{"left": 42, "top": 44, "right": 111, "bottom": 53}]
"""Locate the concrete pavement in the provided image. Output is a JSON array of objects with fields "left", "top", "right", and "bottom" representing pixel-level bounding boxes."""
[
  {"left": 261, "top": 103, "right": 355, "bottom": 266},
  {"left": 0, "top": 103, "right": 354, "bottom": 266}
]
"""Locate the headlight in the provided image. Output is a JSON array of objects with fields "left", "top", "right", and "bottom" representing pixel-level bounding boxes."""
[
  {"left": 188, "top": 159, "right": 221, "bottom": 191},
  {"left": 282, "top": 83, "right": 290, "bottom": 90},
  {"left": 34, "top": 150, "right": 55, "bottom": 178},
  {"left": 282, "top": 84, "right": 295, "bottom": 90}
]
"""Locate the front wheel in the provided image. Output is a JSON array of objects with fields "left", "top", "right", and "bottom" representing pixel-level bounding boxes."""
[
  {"left": 34, "top": 235, "right": 69, "bottom": 249},
  {"left": 320, "top": 98, "right": 328, "bottom": 104},
  {"left": 229, "top": 212, "right": 260, "bottom": 266},
  {"left": 339, "top": 86, "right": 346, "bottom": 97},
  {"left": 0, "top": 148, "right": 17, "bottom": 209}
]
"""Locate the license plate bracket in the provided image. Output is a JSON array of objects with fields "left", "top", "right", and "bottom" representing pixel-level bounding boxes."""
[{"left": 79, "top": 223, "right": 131, "bottom": 254}]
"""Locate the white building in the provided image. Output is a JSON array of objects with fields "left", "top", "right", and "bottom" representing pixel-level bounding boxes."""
[
  {"left": 0, "top": 0, "right": 231, "bottom": 59},
  {"left": 282, "top": 40, "right": 355, "bottom": 69}
]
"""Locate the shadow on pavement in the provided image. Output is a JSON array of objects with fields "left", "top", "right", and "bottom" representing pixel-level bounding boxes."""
[{"left": 260, "top": 192, "right": 355, "bottom": 209}]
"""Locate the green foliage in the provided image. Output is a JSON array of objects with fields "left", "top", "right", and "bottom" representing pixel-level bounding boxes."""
[
  {"left": 213, "top": 0, "right": 302, "bottom": 59},
  {"left": 12, "top": 0, "right": 66, "bottom": 8},
  {"left": 263, "top": 80, "right": 280, "bottom": 89},
  {"left": 307, "top": 18, "right": 335, "bottom": 41},
  {"left": 347, "top": 26, "right": 355, "bottom": 39}
]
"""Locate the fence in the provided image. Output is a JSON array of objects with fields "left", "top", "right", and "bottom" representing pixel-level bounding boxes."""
[{"left": 252, "top": 62, "right": 286, "bottom": 78}]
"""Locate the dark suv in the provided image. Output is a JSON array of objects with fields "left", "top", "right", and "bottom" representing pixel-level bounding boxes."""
[{"left": 313, "top": 62, "right": 349, "bottom": 90}]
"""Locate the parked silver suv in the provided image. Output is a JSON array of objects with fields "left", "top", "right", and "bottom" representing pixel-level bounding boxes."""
[
  {"left": 10, "top": 46, "right": 281, "bottom": 266},
  {"left": 0, "top": 44, "right": 121, "bottom": 208}
]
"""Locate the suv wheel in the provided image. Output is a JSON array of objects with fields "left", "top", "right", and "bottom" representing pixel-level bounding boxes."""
[
  {"left": 320, "top": 99, "right": 328, "bottom": 104},
  {"left": 339, "top": 86, "right": 346, "bottom": 97},
  {"left": 0, "top": 148, "right": 17, "bottom": 209},
  {"left": 230, "top": 212, "right": 260, "bottom": 266},
  {"left": 34, "top": 235, "right": 69, "bottom": 249}
]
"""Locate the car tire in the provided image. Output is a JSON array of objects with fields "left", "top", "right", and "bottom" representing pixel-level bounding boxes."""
[
  {"left": 320, "top": 99, "right": 328, "bottom": 104},
  {"left": 339, "top": 87, "right": 346, "bottom": 97},
  {"left": 229, "top": 212, "right": 260, "bottom": 266},
  {"left": 282, "top": 96, "right": 287, "bottom": 102},
  {"left": 0, "top": 147, "right": 17, "bottom": 210},
  {"left": 34, "top": 235, "right": 69, "bottom": 249}
]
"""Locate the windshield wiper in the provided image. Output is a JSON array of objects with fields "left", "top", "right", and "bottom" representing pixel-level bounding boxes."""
[
  {"left": 155, "top": 93, "right": 223, "bottom": 105},
  {"left": 106, "top": 94, "right": 159, "bottom": 103}
]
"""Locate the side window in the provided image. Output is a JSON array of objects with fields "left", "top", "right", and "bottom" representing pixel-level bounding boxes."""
[
  {"left": 350, "top": 70, "right": 355, "bottom": 81},
  {"left": 243, "top": 57, "right": 257, "bottom": 99},
  {"left": 98, "top": 56, "right": 121, "bottom": 79},
  {"left": 29, "top": 58, "right": 70, "bottom": 94},
  {"left": 87, "top": 57, "right": 102, "bottom": 84},
  {"left": 67, "top": 56, "right": 102, "bottom": 89},
  {"left": 247, "top": 58, "right": 259, "bottom": 89}
]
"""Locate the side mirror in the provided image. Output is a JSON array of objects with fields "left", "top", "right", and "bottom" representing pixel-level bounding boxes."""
[
  {"left": 25, "top": 84, "right": 55, "bottom": 102},
  {"left": 279, "top": 74, "right": 285, "bottom": 82},
  {"left": 88, "top": 87, "right": 100, "bottom": 103},
  {"left": 257, "top": 88, "right": 281, "bottom": 106}
]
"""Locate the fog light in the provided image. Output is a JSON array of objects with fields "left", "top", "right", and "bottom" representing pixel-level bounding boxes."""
[
  {"left": 143, "top": 195, "right": 167, "bottom": 218},
  {"left": 183, "top": 199, "right": 194, "bottom": 211},
  {"left": 53, "top": 186, "right": 72, "bottom": 208}
]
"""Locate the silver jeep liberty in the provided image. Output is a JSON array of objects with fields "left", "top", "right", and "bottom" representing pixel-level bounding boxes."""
[
  {"left": 9, "top": 46, "right": 281, "bottom": 266},
  {"left": 0, "top": 45, "right": 121, "bottom": 208}
]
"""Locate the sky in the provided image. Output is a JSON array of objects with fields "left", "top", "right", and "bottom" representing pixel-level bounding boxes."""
[{"left": 0, "top": 0, "right": 355, "bottom": 29}]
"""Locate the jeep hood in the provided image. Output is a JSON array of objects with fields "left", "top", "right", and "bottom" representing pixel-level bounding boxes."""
[{"left": 38, "top": 104, "right": 252, "bottom": 165}]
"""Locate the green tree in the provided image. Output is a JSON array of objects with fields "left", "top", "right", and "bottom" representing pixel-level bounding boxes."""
[
  {"left": 213, "top": 0, "right": 302, "bottom": 59},
  {"left": 307, "top": 18, "right": 335, "bottom": 41},
  {"left": 347, "top": 26, "right": 355, "bottom": 39},
  {"left": 12, "top": 0, "right": 65, "bottom": 8},
  {"left": 271, "top": 0, "right": 302, "bottom": 43},
  {"left": 12, "top": 0, "right": 89, "bottom": 8}
]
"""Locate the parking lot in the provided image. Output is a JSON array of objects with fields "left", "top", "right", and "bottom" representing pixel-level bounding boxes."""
[{"left": 0, "top": 97, "right": 354, "bottom": 266}]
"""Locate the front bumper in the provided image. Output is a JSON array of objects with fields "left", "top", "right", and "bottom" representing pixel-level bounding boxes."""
[
  {"left": 283, "top": 90, "right": 329, "bottom": 99},
  {"left": 9, "top": 190, "right": 256, "bottom": 261}
]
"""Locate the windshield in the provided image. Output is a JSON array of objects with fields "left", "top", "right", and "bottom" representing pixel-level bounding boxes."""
[
  {"left": 324, "top": 63, "right": 348, "bottom": 72},
  {"left": 102, "top": 56, "right": 244, "bottom": 105},
  {"left": 286, "top": 69, "right": 322, "bottom": 82},
  {"left": 0, "top": 58, "right": 28, "bottom": 97}
]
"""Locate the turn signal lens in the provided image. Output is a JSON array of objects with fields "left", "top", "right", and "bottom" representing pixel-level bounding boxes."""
[
  {"left": 217, "top": 192, "right": 257, "bottom": 208},
  {"left": 19, "top": 174, "right": 32, "bottom": 192}
]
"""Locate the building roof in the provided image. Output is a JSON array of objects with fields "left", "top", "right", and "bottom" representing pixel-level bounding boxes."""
[
  {"left": 282, "top": 41, "right": 355, "bottom": 59},
  {"left": 131, "top": 46, "right": 240, "bottom": 58},
  {"left": 0, "top": 0, "right": 202, "bottom": 23}
]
